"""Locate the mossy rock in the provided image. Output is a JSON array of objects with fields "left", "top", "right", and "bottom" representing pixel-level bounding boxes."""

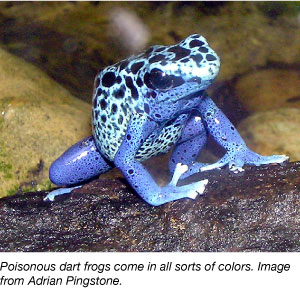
[
  {"left": 0, "top": 47, "right": 91, "bottom": 197},
  {"left": 238, "top": 108, "right": 300, "bottom": 162}
]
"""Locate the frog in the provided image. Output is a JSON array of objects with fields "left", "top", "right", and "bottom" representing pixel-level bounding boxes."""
[{"left": 45, "top": 34, "right": 288, "bottom": 206}]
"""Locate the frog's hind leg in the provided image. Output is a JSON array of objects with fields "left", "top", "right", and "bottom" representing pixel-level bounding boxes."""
[
  {"left": 169, "top": 115, "right": 208, "bottom": 180},
  {"left": 197, "top": 95, "right": 289, "bottom": 172},
  {"left": 45, "top": 136, "right": 112, "bottom": 201}
]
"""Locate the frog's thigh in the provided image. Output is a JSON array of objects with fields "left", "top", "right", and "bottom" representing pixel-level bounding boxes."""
[
  {"left": 49, "top": 136, "right": 112, "bottom": 186},
  {"left": 169, "top": 115, "right": 207, "bottom": 173}
]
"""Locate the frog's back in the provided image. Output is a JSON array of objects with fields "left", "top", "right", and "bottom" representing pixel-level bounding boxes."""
[
  {"left": 92, "top": 46, "right": 168, "bottom": 161},
  {"left": 92, "top": 55, "right": 138, "bottom": 161}
]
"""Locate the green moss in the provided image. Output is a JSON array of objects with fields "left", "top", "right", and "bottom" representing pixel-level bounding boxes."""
[
  {"left": 6, "top": 185, "right": 19, "bottom": 196},
  {"left": 0, "top": 96, "right": 14, "bottom": 109},
  {"left": 6, "top": 179, "right": 53, "bottom": 197},
  {"left": 0, "top": 97, "right": 14, "bottom": 131},
  {"left": 0, "top": 137, "right": 12, "bottom": 179},
  {"left": 0, "top": 161, "right": 12, "bottom": 179},
  {"left": 21, "top": 185, "right": 36, "bottom": 194},
  {"left": 43, "top": 180, "right": 53, "bottom": 191},
  {"left": 33, "top": 180, "right": 53, "bottom": 192}
]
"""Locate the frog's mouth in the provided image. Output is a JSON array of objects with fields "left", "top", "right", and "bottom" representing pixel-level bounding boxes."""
[
  {"left": 178, "top": 90, "right": 204, "bottom": 101},
  {"left": 157, "top": 82, "right": 205, "bottom": 103}
]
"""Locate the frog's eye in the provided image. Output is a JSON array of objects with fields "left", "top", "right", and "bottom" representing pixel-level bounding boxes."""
[{"left": 146, "top": 68, "right": 173, "bottom": 90}]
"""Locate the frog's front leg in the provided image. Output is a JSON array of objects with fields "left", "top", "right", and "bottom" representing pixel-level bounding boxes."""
[
  {"left": 114, "top": 114, "right": 208, "bottom": 206},
  {"left": 169, "top": 115, "right": 209, "bottom": 180},
  {"left": 197, "top": 95, "right": 289, "bottom": 172}
]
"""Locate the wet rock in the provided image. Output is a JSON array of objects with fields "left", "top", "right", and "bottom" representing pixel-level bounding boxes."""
[
  {"left": 0, "top": 47, "right": 91, "bottom": 197},
  {"left": 235, "top": 69, "right": 300, "bottom": 112},
  {"left": 0, "top": 161, "right": 299, "bottom": 252},
  {"left": 238, "top": 108, "right": 300, "bottom": 162}
]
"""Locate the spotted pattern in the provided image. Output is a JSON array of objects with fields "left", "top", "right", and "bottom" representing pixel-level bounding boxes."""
[{"left": 92, "top": 34, "right": 220, "bottom": 161}]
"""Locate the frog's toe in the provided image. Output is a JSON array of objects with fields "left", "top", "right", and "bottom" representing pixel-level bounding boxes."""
[
  {"left": 200, "top": 158, "right": 228, "bottom": 172},
  {"left": 241, "top": 150, "right": 289, "bottom": 166},
  {"left": 201, "top": 150, "right": 289, "bottom": 173},
  {"left": 44, "top": 185, "right": 82, "bottom": 202},
  {"left": 228, "top": 163, "right": 245, "bottom": 173},
  {"left": 147, "top": 179, "right": 208, "bottom": 206},
  {"left": 252, "top": 154, "right": 289, "bottom": 166},
  {"left": 186, "top": 179, "right": 208, "bottom": 198},
  {"left": 169, "top": 163, "right": 189, "bottom": 186},
  {"left": 174, "top": 162, "right": 210, "bottom": 180}
]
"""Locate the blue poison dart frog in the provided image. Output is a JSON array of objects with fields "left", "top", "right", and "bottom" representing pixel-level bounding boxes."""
[{"left": 45, "top": 34, "right": 288, "bottom": 206}]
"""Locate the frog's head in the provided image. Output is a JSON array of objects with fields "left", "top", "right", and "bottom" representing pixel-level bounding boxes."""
[
  {"left": 139, "top": 34, "right": 220, "bottom": 102},
  {"left": 93, "top": 34, "right": 220, "bottom": 120}
]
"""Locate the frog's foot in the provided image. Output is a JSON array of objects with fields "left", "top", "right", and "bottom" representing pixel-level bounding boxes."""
[
  {"left": 149, "top": 163, "right": 208, "bottom": 206},
  {"left": 169, "top": 163, "right": 189, "bottom": 186},
  {"left": 44, "top": 185, "right": 82, "bottom": 202},
  {"left": 200, "top": 148, "right": 289, "bottom": 173},
  {"left": 172, "top": 162, "right": 210, "bottom": 180}
]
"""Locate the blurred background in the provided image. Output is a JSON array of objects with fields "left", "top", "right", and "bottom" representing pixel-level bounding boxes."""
[{"left": 0, "top": 1, "right": 299, "bottom": 197}]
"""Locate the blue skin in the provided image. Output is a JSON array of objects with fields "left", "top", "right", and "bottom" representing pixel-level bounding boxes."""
[{"left": 46, "top": 34, "right": 288, "bottom": 205}]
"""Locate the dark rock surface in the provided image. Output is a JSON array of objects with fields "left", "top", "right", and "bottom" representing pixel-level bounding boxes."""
[{"left": 0, "top": 161, "right": 299, "bottom": 252}]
